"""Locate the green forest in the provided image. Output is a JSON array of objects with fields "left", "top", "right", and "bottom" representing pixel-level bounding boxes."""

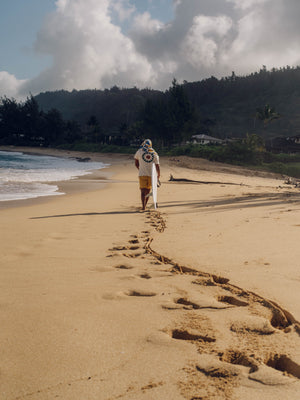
[
  {"left": 1, "top": 66, "right": 300, "bottom": 177},
  {"left": 34, "top": 65, "right": 300, "bottom": 143}
]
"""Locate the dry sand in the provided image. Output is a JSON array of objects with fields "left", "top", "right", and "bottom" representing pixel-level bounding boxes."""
[{"left": 0, "top": 147, "right": 300, "bottom": 399}]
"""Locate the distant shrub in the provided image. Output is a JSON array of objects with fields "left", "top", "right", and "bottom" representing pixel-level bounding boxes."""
[
  {"left": 264, "top": 162, "right": 287, "bottom": 174},
  {"left": 57, "top": 140, "right": 300, "bottom": 178},
  {"left": 263, "top": 162, "right": 300, "bottom": 178},
  {"left": 285, "top": 164, "right": 300, "bottom": 178}
]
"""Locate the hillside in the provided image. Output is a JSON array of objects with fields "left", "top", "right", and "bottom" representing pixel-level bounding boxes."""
[
  {"left": 34, "top": 66, "right": 300, "bottom": 141},
  {"left": 183, "top": 67, "right": 300, "bottom": 139},
  {"left": 35, "top": 87, "right": 163, "bottom": 131}
]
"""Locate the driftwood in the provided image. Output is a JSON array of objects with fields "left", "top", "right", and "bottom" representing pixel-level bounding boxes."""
[
  {"left": 76, "top": 157, "right": 91, "bottom": 162},
  {"left": 169, "top": 174, "right": 244, "bottom": 186},
  {"left": 69, "top": 156, "right": 91, "bottom": 162},
  {"left": 284, "top": 177, "right": 300, "bottom": 188}
]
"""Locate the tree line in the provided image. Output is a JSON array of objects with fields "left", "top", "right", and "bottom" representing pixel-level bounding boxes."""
[
  {"left": 0, "top": 79, "right": 195, "bottom": 147},
  {"left": 1, "top": 66, "right": 300, "bottom": 149},
  {"left": 0, "top": 96, "right": 82, "bottom": 147}
]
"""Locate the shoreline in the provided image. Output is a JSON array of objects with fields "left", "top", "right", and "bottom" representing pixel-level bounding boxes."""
[
  {"left": 0, "top": 145, "right": 133, "bottom": 209},
  {"left": 1, "top": 145, "right": 300, "bottom": 399},
  {"left": 0, "top": 144, "right": 286, "bottom": 210},
  {"left": 0, "top": 144, "right": 134, "bottom": 163}
]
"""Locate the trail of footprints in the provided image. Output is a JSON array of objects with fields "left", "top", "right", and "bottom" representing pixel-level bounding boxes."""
[{"left": 106, "top": 210, "right": 300, "bottom": 399}]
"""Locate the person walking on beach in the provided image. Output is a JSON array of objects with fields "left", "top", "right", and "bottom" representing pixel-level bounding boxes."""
[{"left": 134, "top": 139, "right": 160, "bottom": 211}]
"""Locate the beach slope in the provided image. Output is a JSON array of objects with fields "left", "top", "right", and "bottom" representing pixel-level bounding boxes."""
[{"left": 1, "top": 152, "right": 300, "bottom": 399}]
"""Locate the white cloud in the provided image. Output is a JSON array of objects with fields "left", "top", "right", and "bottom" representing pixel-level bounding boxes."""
[
  {"left": 0, "top": 72, "right": 27, "bottom": 99},
  {"left": 182, "top": 15, "right": 232, "bottom": 69},
  {"left": 1, "top": 0, "right": 300, "bottom": 98},
  {"left": 110, "top": 0, "right": 136, "bottom": 22},
  {"left": 226, "top": 0, "right": 270, "bottom": 11},
  {"left": 20, "top": 0, "right": 156, "bottom": 95},
  {"left": 132, "top": 12, "right": 164, "bottom": 34},
  {"left": 129, "top": 0, "right": 300, "bottom": 84},
  {"left": 221, "top": 0, "right": 300, "bottom": 74}
]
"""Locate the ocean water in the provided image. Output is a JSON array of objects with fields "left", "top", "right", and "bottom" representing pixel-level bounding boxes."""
[{"left": 0, "top": 151, "right": 108, "bottom": 202}]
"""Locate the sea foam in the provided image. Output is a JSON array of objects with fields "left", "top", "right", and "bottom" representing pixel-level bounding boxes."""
[{"left": 0, "top": 151, "right": 108, "bottom": 201}]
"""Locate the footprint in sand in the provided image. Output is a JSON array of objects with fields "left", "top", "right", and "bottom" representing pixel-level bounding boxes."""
[
  {"left": 125, "top": 289, "right": 157, "bottom": 297},
  {"left": 110, "top": 245, "right": 128, "bottom": 251},
  {"left": 138, "top": 273, "right": 152, "bottom": 280},
  {"left": 219, "top": 349, "right": 300, "bottom": 380},
  {"left": 129, "top": 239, "right": 139, "bottom": 244},
  {"left": 264, "top": 354, "right": 300, "bottom": 379},
  {"left": 128, "top": 245, "right": 140, "bottom": 250},
  {"left": 114, "top": 264, "right": 134, "bottom": 270},
  {"left": 103, "top": 289, "right": 156, "bottom": 300},
  {"left": 111, "top": 212, "right": 300, "bottom": 399},
  {"left": 122, "top": 252, "right": 143, "bottom": 258},
  {"left": 90, "top": 266, "right": 113, "bottom": 273},
  {"left": 230, "top": 315, "right": 275, "bottom": 335},
  {"left": 171, "top": 328, "right": 216, "bottom": 343},
  {"left": 172, "top": 295, "right": 230, "bottom": 311},
  {"left": 217, "top": 295, "right": 249, "bottom": 307},
  {"left": 103, "top": 215, "right": 300, "bottom": 399}
]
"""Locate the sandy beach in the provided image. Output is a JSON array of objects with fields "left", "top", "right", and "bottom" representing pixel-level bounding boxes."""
[{"left": 1, "top": 147, "right": 300, "bottom": 399}]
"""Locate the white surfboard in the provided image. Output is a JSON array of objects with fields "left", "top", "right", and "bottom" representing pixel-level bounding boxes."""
[{"left": 152, "top": 163, "right": 158, "bottom": 209}]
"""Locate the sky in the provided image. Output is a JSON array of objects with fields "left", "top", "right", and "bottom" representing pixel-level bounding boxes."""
[{"left": 1, "top": 0, "right": 300, "bottom": 99}]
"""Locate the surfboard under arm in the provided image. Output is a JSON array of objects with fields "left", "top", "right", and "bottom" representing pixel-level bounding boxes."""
[{"left": 152, "top": 163, "right": 158, "bottom": 209}]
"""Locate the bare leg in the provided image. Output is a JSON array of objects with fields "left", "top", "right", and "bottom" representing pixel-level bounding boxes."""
[{"left": 141, "top": 188, "right": 150, "bottom": 210}]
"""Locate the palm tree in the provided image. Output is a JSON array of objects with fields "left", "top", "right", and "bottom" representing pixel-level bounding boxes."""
[{"left": 254, "top": 104, "right": 280, "bottom": 127}]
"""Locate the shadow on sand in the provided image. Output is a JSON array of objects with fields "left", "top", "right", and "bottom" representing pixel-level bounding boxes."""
[{"left": 30, "top": 192, "right": 299, "bottom": 219}]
